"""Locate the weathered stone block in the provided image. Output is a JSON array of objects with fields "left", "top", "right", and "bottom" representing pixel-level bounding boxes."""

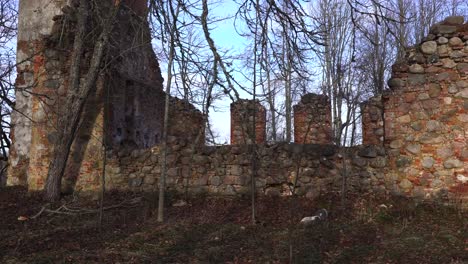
[
  {"left": 448, "top": 37, "right": 462, "bottom": 46},
  {"left": 358, "top": 146, "right": 378, "bottom": 158},
  {"left": 399, "top": 179, "right": 413, "bottom": 190},
  {"left": 421, "top": 41, "right": 437, "bottom": 54},
  {"left": 370, "top": 157, "right": 387, "bottom": 168},
  {"left": 406, "top": 144, "right": 421, "bottom": 154},
  {"left": 408, "top": 74, "right": 426, "bottom": 85},
  {"left": 409, "top": 64, "right": 424, "bottom": 73},
  {"left": 443, "top": 159, "right": 463, "bottom": 169}
]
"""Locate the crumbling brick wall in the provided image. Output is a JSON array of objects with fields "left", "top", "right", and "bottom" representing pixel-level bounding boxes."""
[
  {"left": 361, "top": 95, "right": 384, "bottom": 146},
  {"left": 293, "top": 94, "right": 333, "bottom": 144},
  {"left": 230, "top": 100, "right": 266, "bottom": 145},
  {"left": 384, "top": 16, "right": 467, "bottom": 201}
]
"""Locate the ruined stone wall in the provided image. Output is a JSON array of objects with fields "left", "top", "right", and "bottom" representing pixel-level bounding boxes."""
[
  {"left": 385, "top": 16, "right": 467, "bottom": 201},
  {"left": 105, "top": 142, "right": 387, "bottom": 198},
  {"left": 7, "top": 0, "right": 173, "bottom": 192},
  {"left": 361, "top": 95, "right": 384, "bottom": 146},
  {"left": 230, "top": 100, "right": 266, "bottom": 145},
  {"left": 293, "top": 94, "right": 333, "bottom": 144},
  {"left": 7, "top": 5, "right": 467, "bottom": 208}
]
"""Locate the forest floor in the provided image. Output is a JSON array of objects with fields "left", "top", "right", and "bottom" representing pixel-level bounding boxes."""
[{"left": 0, "top": 186, "right": 466, "bottom": 263}]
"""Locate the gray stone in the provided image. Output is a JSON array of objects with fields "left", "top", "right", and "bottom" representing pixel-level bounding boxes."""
[
  {"left": 443, "top": 159, "right": 463, "bottom": 169},
  {"left": 457, "top": 63, "right": 468, "bottom": 74},
  {"left": 227, "top": 165, "right": 242, "bottom": 176},
  {"left": 420, "top": 130, "right": 443, "bottom": 141},
  {"left": 441, "top": 58, "right": 456, "bottom": 68},
  {"left": 437, "top": 45, "right": 449, "bottom": 56},
  {"left": 193, "top": 155, "right": 208, "bottom": 165},
  {"left": 397, "top": 115, "right": 411, "bottom": 124},
  {"left": 210, "top": 176, "right": 221, "bottom": 186},
  {"left": 455, "top": 88, "right": 468, "bottom": 99},
  {"left": 409, "top": 64, "right": 424, "bottom": 73},
  {"left": 411, "top": 122, "right": 422, "bottom": 131},
  {"left": 129, "top": 178, "right": 143, "bottom": 187},
  {"left": 437, "top": 37, "right": 448, "bottom": 44},
  {"left": 458, "top": 114, "right": 468, "bottom": 122},
  {"left": 406, "top": 144, "right": 421, "bottom": 154},
  {"left": 444, "top": 16, "right": 464, "bottom": 25},
  {"left": 417, "top": 93, "right": 430, "bottom": 100},
  {"left": 370, "top": 157, "right": 387, "bottom": 168},
  {"left": 422, "top": 157, "right": 435, "bottom": 169},
  {"left": 142, "top": 166, "right": 153, "bottom": 173},
  {"left": 448, "top": 37, "right": 462, "bottom": 46},
  {"left": 456, "top": 80, "right": 468, "bottom": 88},
  {"left": 399, "top": 179, "right": 413, "bottom": 190},
  {"left": 358, "top": 146, "right": 378, "bottom": 158},
  {"left": 408, "top": 74, "right": 426, "bottom": 85},
  {"left": 352, "top": 157, "right": 367, "bottom": 167},
  {"left": 462, "top": 149, "right": 468, "bottom": 159},
  {"left": 428, "top": 84, "right": 441, "bottom": 98},
  {"left": 430, "top": 179, "right": 443, "bottom": 188},
  {"left": 437, "top": 146, "right": 453, "bottom": 159},
  {"left": 390, "top": 139, "right": 403, "bottom": 149},
  {"left": 426, "top": 120, "right": 441, "bottom": 132},
  {"left": 421, "top": 41, "right": 437, "bottom": 54},
  {"left": 430, "top": 24, "right": 457, "bottom": 34},
  {"left": 144, "top": 177, "right": 156, "bottom": 185},
  {"left": 388, "top": 78, "right": 405, "bottom": 88},
  {"left": 450, "top": 51, "right": 464, "bottom": 59},
  {"left": 448, "top": 84, "right": 458, "bottom": 94},
  {"left": 167, "top": 168, "right": 179, "bottom": 177},
  {"left": 396, "top": 156, "right": 411, "bottom": 167}
]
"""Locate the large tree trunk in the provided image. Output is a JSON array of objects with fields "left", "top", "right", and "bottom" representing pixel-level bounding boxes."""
[{"left": 44, "top": 1, "right": 121, "bottom": 201}]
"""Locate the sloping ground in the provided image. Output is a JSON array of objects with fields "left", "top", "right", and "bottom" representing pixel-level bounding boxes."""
[{"left": 0, "top": 186, "right": 466, "bottom": 263}]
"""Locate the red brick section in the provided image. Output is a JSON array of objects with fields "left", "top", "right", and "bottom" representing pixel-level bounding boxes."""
[
  {"left": 361, "top": 95, "right": 384, "bottom": 146},
  {"left": 293, "top": 94, "right": 332, "bottom": 144},
  {"left": 230, "top": 100, "right": 266, "bottom": 145},
  {"left": 384, "top": 16, "right": 467, "bottom": 203}
]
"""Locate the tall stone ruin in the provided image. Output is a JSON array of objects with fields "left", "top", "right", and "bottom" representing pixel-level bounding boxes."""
[
  {"left": 385, "top": 16, "right": 467, "bottom": 200},
  {"left": 8, "top": 0, "right": 203, "bottom": 192},
  {"left": 230, "top": 100, "right": 266, "bottom": 145},
  {"left": 293, "top": 94, "right": 333, "bottom": 144}
]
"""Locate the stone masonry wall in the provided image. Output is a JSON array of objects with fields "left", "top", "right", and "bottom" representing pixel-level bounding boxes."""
[
  {"left": 230, "top": 100, "right": 266, "bottom": 145},
  {"left": 361, "top": 95, "right": 384, "bottom": 146},
  {"left": 385, "top": 16, "right": 467, "bottom": 202},
  {"left": 7, "top": 7, "right": 467, "bottom": 209},
  {"left": 293, "top": 94, "right": 333, "bottom": 144},
  {"left": 105, "top": 142, "right": 387, "bottom": 198}
]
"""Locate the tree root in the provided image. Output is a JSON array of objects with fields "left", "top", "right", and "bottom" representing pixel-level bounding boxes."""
[{"left": 28, "top": 197, "right": 142, "bottom": 220}]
